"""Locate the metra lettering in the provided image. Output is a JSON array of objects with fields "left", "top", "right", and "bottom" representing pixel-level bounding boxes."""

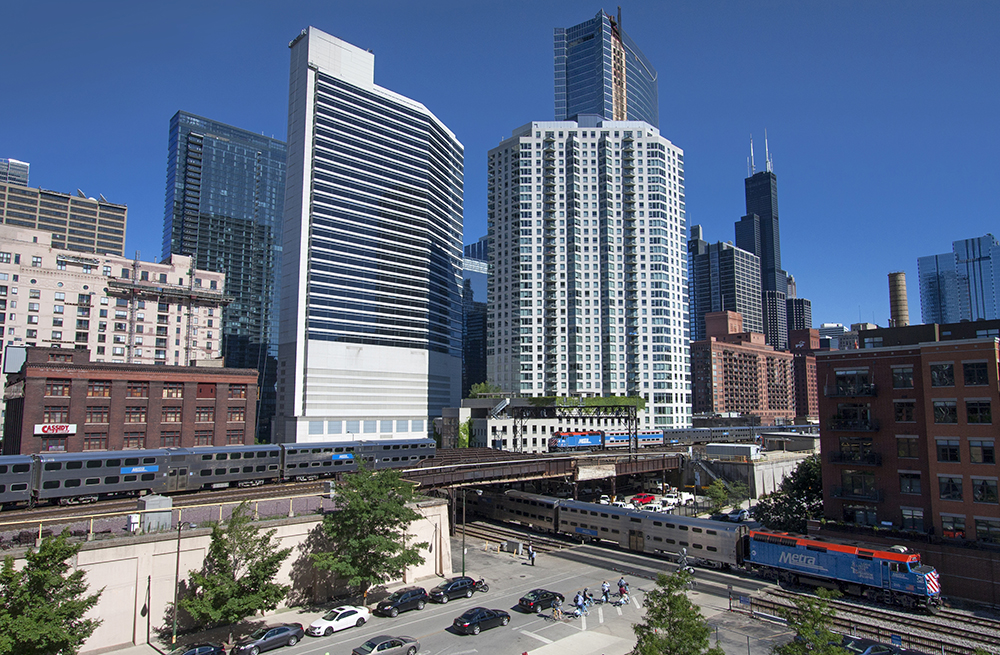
[{"left": 779, "top": 552, "right": 818, "bottom": 567}]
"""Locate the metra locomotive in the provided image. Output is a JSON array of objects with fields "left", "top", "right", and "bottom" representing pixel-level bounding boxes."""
[
  {"left": 0, "top": 438, "right": 435, "bottom": 508},
  {"left": 465, "top": 490, "right": 942, "bottom": 612}
]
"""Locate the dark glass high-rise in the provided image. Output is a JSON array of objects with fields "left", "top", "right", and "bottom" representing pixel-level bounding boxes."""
[{"left": 162, "top": 111, "right": 287, "bottom": 441}]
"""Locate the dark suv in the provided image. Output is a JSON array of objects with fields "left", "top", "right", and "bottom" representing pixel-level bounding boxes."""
[
  {"left": 374, "top": 587, "right": 428, "bottom": 617},
  {"left": 428, "top": 576, "right": 476, "bottom": 603}
]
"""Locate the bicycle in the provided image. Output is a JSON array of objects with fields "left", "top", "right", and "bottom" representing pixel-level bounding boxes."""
[{"left": 550, "top": 604, "right": 565, "bottom": 621}]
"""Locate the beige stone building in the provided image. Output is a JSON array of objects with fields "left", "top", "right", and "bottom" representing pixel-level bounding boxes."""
[{"left": 0, "top": 225, "right": 228, "bottom": 381}]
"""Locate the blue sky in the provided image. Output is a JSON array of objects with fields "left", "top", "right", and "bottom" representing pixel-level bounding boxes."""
[{"left": 2, "top": 0, "right": 997, "bottom": 329}]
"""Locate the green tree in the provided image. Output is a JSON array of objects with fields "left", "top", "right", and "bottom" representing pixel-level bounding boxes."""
[
  {"left": 178, "top": 502, "right": 292, "bottom": 629},
  {"left": 0, "top": 530, "right": 103, "bottom": 655},
  {"left": 705, "top": 479, "right": 730, "bottom": 513},
  {"left": 468, "top": 381, "right": 502, "bottom": 398},
  {"left": 727, "top": 481, "right": 750, "bottom": 508},
  {"left": 313, "top": 462, "right": 427, "bottom": 601},
  {"left": 755, "top": 455, "right": 824, "bottom": 533},
  {"left": 632, "top": 570, "right": 723, "bottom": 655},
  {"left": 771, "top": 588, "right": 848, "bottom": 655},
  {"left": 457, "top": 417, "right": 473, "bottom": 448}
]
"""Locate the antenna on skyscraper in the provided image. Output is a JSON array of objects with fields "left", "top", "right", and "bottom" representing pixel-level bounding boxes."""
[
  {"left": 749, "top": 135, "right": 755, "bottom": 174},
  {"left": 765, "top": 129, "right": 773, "bottom": 173}
]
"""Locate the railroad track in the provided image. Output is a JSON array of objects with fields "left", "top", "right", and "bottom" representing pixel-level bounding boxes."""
[
  {"left": 458, "top": 520, "right": 578, "bottom": 553},
  {"left": 763, "top": 586, "right": 1000, "bottom": 655}
]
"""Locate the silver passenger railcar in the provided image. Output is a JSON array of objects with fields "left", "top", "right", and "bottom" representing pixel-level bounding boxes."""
[
  {"left": 0, "top": 455, "right": 34, "bottom": 507},
  {"left": 33, "top": 450, "right": 169, "bottom": 505},
  {"left": 557, "top": 499, "right": 748, "bottom": 567},
  {"left": 173, "top": 445, "right": 282, "bottom": 490}
]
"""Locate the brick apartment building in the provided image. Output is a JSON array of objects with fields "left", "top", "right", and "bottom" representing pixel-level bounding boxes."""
[
  {"left": 691, "top": 311, "right": 796, "bottom": 425},
  {"left": 789, "top": 328, "right": 821, "bottom": 422},
  {"left": 817, "top": 320, "right": 1000, "bottom": 544},
  {"left": 3, "top": 347, "right": 258, "bottom": 454}
]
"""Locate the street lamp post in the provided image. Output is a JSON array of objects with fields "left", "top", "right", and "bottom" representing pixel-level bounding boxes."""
[
  {"left": 461, "top": 491, "right": 466, "bottom": 577},
  {"left": 172, "top": 521, "right": 192, "bottom": 645}
]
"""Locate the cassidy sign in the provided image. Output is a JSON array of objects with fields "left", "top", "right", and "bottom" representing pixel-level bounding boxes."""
[{"left": 34, "top": 423, "right": 78, "bottom": 435}]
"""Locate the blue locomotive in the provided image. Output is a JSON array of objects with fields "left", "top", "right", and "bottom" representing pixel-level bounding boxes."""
[{"left": 746, "top": 530, "right": 942, "bottom": 612}]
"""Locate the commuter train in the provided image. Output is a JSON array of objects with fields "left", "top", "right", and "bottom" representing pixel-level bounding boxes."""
[
  {"left": 547, "top": 425, "right": 816, "bottom": 452},
  {"left": 464, "top": 490, "right": 942, "bottom": 612},
  {"left": 0, "top": 438, "right": 435, "bottom": 508}
]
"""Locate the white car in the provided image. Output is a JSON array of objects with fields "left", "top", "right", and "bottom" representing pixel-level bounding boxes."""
[
  {"left": 597, "top": 495, "right": 611, "bottom": 505},
  {"left": 644, "top": 502, "right": 664, "bottom": 512},
  {"left": 307, "top": 605, "right": 371, "bottom": 636},
  {"left": 611, "top": 501, "right": 634, "bottom": 509}
]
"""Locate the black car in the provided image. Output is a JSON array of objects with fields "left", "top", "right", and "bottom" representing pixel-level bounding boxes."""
[
  {"left": 229, "top": 623, "right": 304, "bottom": 654},
  {"left": 518, "top": 588, "right": 564, "bottom": 613},
  {"left": 452, "top": 607, "right": 511, "bottom": 635},
  {"left": 375, "top": 586, "right": 429, "bottom": 617},
  {"left": 840, "top": 636, "right": 927, "bottom": 655},
  {"left": 167, "top": 645, "right": 225, "bottom": 655},
  {"left": 428, "top": 576, "right": 476, "bottom": 603}
]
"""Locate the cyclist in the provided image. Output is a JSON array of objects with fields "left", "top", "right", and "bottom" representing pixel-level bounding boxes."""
[{"left": 551, "top": 598, "right": 564, "bottom": 621}]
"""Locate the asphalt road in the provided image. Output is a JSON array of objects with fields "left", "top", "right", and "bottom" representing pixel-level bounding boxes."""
[{"left": 269, "top": 535, "right": 793, "bottom": 655}]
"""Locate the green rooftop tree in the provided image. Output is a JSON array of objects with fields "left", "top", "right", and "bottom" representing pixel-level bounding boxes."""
[
  {"left": 754, "top": 454, "right": 823, "bottom": 533},
  {"left": 178, "top": 501, "right": 292, "bottom": 629},
  {"left": 0, "top": 530, "right": 103, "bottom": 655},
  {"left": 313, "top": 461, "right": 427, "bottom": 602}
]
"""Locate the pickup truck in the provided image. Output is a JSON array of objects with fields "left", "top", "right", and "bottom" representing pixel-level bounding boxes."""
[{"left": 663, "top": 491, "right": 695, "bottom": 506}]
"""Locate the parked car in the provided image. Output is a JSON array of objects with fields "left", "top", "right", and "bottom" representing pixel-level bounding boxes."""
[
  {"left": 307, "top": 605, "right": 371, "bottom": 636},
  {"left": 374, "top": 586, "right": 428, "bottom": 617},
  {"left": 351, "top": 635, "right": 420, "bottom": 655},
  {"left": 452, "top": 607, "right": 511, "bottom": 635},
  {"left": 229, "top": 623, "right": 304, "bottom": 654},
  {"left": 611, "top": 501, "right": 633, "bottom": 509},
  {"left": 518, "top": 588, "right": 565, "bottom": 613},
  {"left": 597, "top": 495, "right": 611, "bottom": 505},
  {"left": 727, "top": 508, "right": 750, "bottom": 522},
  {"left": 644, "top": 502, "right": 664, "bottom": 512},
  {"left": 709, "top": 513, "right": 729, "bottom": 521},
  {"left": 429, "top": 576, "right": 476, "bottom": 603},
  {"left": 167, "top": 645, "right": 225, "bottom": 655},
  {"left": 631, "top": 493, "right": 656, "bottom": 505}
]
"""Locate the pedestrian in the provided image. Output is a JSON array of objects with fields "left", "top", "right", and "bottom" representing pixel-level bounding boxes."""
[
  {"left": 528, "top": 543, "right": 535, "bottom": 566},
  {"left": 601, "top": 580, "right": 610, "bottom": 604}
]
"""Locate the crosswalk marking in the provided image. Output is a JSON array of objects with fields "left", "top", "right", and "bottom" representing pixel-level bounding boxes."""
[
  {"left": 598, "top": 606, "right": 604, "bottom": 623},
  {"left": 520, "top": 630, "right": 553, "bottom": 644}
]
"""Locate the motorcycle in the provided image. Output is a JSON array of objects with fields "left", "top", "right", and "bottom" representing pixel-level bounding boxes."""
[{"left": 474, "top": 578, "right": 489, "bottom": 593}]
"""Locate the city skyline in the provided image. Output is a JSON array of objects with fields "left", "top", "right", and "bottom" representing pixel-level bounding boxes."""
[{"left": 2, "top": 1, "right": 997, "bottom": 331}]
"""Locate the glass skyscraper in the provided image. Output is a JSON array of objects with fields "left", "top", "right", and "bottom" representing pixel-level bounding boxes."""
[
  {"left": 919, "top": 235, "right": 1000, "bottom": 324},
  {"left": 688, "top": 224, "right": 762, "bottom": 341},
  {"left": 0, "top": 158, "right": 29, "bottom": 186},
  {"left": 276, "top": 27, "right": 464, "bottom": 444},
  {"left": 736, "top": 167, "right": 788, "bottom": 350},
  {"left": 162, "top": 111, "right": 287, "bottom": 441},
  {"left": 554, "top": 10, "right": 659, "bottom": 128}
]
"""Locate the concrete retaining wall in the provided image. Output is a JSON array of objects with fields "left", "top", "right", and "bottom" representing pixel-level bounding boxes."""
[{"left": 4, "top": 499, "right": 451, "bottom": 655}]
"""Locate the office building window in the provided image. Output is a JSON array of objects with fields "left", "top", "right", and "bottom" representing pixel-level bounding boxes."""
[
  {"left": 894, "top": 401, "right": 915, "bottom": 423},
  {"left": 160, "top": 432, "right": 180, "bottom": 447},
  {"left": 226, "top": 429, "right": 244, "bottom": 445},
  {"left": 41, "top": 438, "right": 67, "bottom": 451},
  {"left": 899, "top": 473, "right": 921, "bottom": 494},
  {"left": 970, "top": 440, "right": 996, "bottom": 464},
  {"left": 123, "top": 433, "right": 145, "bottom": 450},
  {"left": 976, "top": 518, "right": 1000, "bottom": 543},
  {"left": 936, "top": 438, "right": 960, "bottom": 462},
  {"left": 45, "top": 379, "right": 71, "bottom": 396},
  {"left": 85, "top": 407, "right": 109, "bottom": 424},
  {"left": 939, "top": 476, "right": 963, "bottom": 501},
  {"left": 162, "top": 407, "right": 183, "bottom": 422},
  {"left": 933, "top": 400, "right": 957, "bottom": 424},
  {"left": 941, "top": 515, "right": 965, "bottom": 539},
  {"left": 126, "top": 381, "right": 149, "bottom": 398},
  {"left": 227, "top": 407, "right": 245, "bottom": 422},
  {"left": 228, "top": 384, "right": 247, "bottom": 399},
  {"left": 82, "top": 435, "right": 108, "bottom": 451},
  {"left": 163, "top": 382, "right": 184, "bottom": 398},
  {"left": 43, "top": 406, "right": 70, "bottom": 423},
  {"left": 930, "top": 363, "right": 954, "bottom": 387},
  {"left": 967, "top": 401, "right": 992, "bottom": 424},
  {"left": 964, "top": 362, "right": 988, "bottom": 386},
  {"left": 900, "top": 508, "right": 923, "bottom": 531},
  {"left": 194, "top": 430, "right": 213, "bottom": 446},
  {"left": 124, "top": 407, "right": 146, "bottom": 423},
  {"left": 972, "top": 478, "right": 999, "bottom": 504},
  {"left": 87, "top": 380, "right": 111, "bottom": 397},
  {"left": 897, "top": 437, "right": 919, "bottom": 458},
  {"left": 195, "top": 406, "right": 215, "bottom": 422}
]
